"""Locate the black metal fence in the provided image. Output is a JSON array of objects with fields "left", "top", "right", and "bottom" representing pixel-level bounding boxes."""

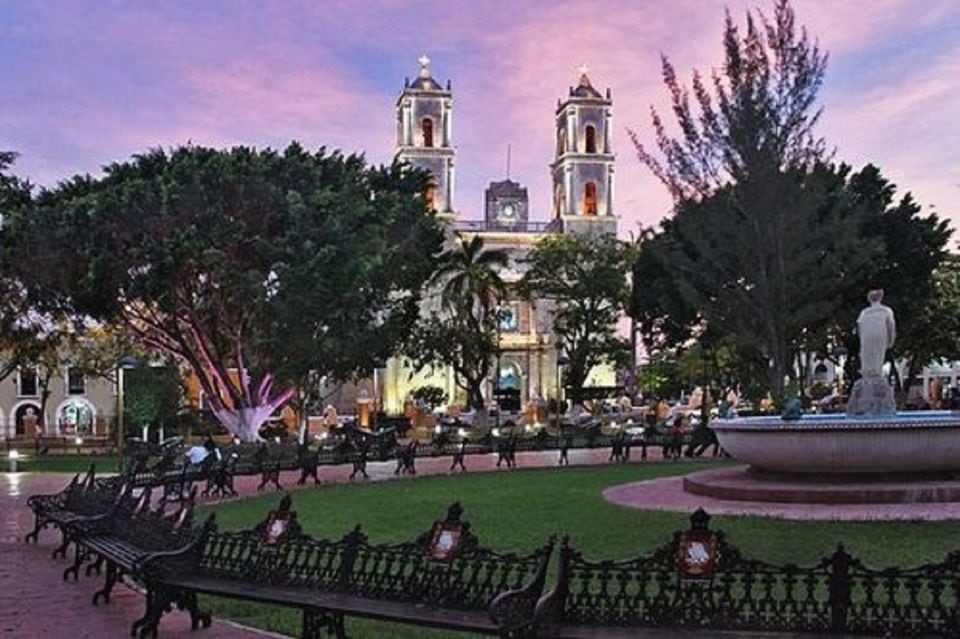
[{"left": 534, "top": 509, "right": 960, "bottom": 637}]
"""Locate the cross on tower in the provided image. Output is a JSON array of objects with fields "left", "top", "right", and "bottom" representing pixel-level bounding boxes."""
[{"left": 418, "top": 53, "right": 431, "bottom": 76}]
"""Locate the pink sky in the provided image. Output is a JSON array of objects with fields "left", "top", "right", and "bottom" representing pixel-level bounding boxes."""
[{"left": 2, "top": 0, "right": 958, "bottom": 242}]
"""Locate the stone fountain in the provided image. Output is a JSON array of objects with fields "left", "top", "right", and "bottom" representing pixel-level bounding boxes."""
[{"left": 688, "top": 290, "right": 960, "bottom": 504}]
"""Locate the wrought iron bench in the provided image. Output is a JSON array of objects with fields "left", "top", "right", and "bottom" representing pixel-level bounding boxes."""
[
  {"left": 253, "top": 443, "right": 284, "bottom": 491},
  {"left": 533, "top": 509, "right": 960, "bottom": 638},
  {"left": 201, "top": 454, "right": 238, "bottom": 498},
  {"left": 26, "top": 467, "right": 130, "bottom": 559},
  {"left": 138, "top": 498, "right": 554, "bottom": 638},
  {"left": 60, "top": 482, "right": 145, "bottom": 581},
  {"left": 24, "top": 465, "right": 95, "bottom": 544},
  {"left": 68, "top": 485, "right": 207, "bottom": 607}
]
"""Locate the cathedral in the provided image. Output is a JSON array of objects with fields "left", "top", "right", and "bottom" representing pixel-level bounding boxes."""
[{"left": 379, "top": 56, "right": 619, "bottom": 415}]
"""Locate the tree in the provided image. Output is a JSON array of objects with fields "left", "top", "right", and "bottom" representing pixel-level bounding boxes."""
[
  {"left": 631, "top": 0, "right": 827, "bottom": 200},
  {"left": 832, "top": 166, "right": 954, "bottom": 391},
  {"left": 404, "top": 235, "right": 508, "bottom": 411},
  {"left": 894, "top": 256, "right": 960, "bottom": 391},
  {"left": 629, "top": 0, "right": 880, "bottom": 398},
  {"left": 520, "top": 234, "right": 632, "bottom": 405},
  {"left": 0, "top": 151, "right": 38, "bottom": 384},
  {"left": 123, "top": 365, "right": 183, "bottom": 440},
  {"left": 22, "top": 144, "right": 443, "bottom": 440}
]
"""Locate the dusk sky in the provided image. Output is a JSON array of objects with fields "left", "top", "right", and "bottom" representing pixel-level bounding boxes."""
[{"left": 2, "top": 0, "right": 958, "bottom": 238}]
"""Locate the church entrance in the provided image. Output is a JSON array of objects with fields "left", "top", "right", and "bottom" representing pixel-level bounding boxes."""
[{"left": 496, "top": 360, "right": 523, "bottom": 412}]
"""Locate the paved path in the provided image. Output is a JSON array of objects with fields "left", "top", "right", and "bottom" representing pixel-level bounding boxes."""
[
  {"left": 603, "top": 469, "right": 960, "bottom": 520},
  {"left": 0, "top": 447, "right": 689, "bottom": 638},
  {"left": 0, "top": 472, "right": 281, "bottom": 638}
]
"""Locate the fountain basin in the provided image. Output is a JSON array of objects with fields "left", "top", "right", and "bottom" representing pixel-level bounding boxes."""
[{"left": 712, "top": 411, "right": 960, "bottom": 474}]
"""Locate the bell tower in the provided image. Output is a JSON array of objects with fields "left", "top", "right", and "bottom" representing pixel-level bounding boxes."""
[
  {"left": 551, "top": 66, "right": 616, "bottom": 236},
  {"left": 395, "top": 54, "right": 456, "bottom": 217}
]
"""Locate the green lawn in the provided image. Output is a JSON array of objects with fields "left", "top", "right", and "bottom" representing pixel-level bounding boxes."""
[
  {"left": 5, "top": 453, "right": 121, "bottom": 474},
  {"left": 202, "top": 462, "right": 960, "bottom": 638}
]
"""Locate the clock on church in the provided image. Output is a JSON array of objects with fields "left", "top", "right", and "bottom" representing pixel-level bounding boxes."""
[{"left": 484, "top": 179, "right": 528, "bottom": 228}]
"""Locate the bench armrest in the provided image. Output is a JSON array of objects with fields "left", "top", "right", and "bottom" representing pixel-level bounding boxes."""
[
  {"left": 133, "top": 514, "right": 216, "bottom": 577},
  {"left": 490, "top": 583, "right": 542, "bottom": 631},
  {"left": 489, "top": 538, "right": 555, "bottom": 632},
  {"left": 532, "top": 539, "right": 572, "bottom": 632}
]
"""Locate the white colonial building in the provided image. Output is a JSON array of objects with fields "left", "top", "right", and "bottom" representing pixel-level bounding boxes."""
[{"left": 379, "top": 56, "right": 619, "bottom": 414}]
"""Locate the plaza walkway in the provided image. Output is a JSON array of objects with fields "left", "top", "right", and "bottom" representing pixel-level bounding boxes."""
[{"left": 0, "top": 447, "right": 674, "bottom": 638}]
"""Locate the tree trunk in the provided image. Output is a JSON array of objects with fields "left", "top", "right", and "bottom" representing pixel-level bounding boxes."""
[
  {"left": 467, "top": 380, "right": 485, "bottom": 411},
  {"left": 38, "top": 374, "right": 53, "bottom": 435},
  {"left": 212, "top": 406, "right": 275, "bottom": 442}
]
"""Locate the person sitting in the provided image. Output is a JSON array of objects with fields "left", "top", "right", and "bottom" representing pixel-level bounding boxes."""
[
  {"left": 667, "top": 415, "right": 686, "bottom": 461},
  {"left": 185, "top": 443, "right": 210, "bottom": 466}
]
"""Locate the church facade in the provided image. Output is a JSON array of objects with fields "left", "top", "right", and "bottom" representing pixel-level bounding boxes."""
[{"left": 378, "top": 57, "right": 619, "bottom": 415}]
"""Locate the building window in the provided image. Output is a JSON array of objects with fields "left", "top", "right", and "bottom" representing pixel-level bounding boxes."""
[
  {"left": 585, "top": 125, "right": 597, "bottom": 153},
  {"left": 498, "top": 304, "right": 519, "bottom": 333},
  {"left": 583, "top": 182, "right": 597, "bottom": 216},
  {"left": 557, "top": 128, "right": 566, "bottom": 155},
  {"left": 58, "top": 399, "right": 94, "bottom": 435},
  {"left": 15, "top": 403, "right": 41, "bottom": 437},
  {"left": 425, "top": 182, "right": 438, "bottom": 211},
  {"left": 421, "top": 117, "right": 434, "bottom": 148},
  {"left": 67, "top": 368, "right": 86, "bottom": 395},
  {"left": 18, "top": 368, "right": 38, "bottom": 397}
]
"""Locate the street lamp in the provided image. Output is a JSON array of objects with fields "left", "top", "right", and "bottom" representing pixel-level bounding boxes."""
[
  {"left": 372, "top": 357, "right": 386, "bottom": 430},
  {"left": 555, "top": 345, "right": 570, "bottom": 432},
  {"left": 117, "top": 355, "right": 141, "bottom": 473},
  {"left": 494, "top": 304, "right": 507, "bottom": 432}
]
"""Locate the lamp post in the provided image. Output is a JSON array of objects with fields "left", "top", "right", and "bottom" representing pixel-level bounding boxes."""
[
  {"left": 494, "top": 305, "right": 506, "bottom": 432},
  {"left": 372, "top": 357, "right": 386, "bottom": 430},
  {"left": 116, "top": 356, "right": 141, "bottom": 473},
  {"left": 555, "top": 345, "right": 570, "bottom": 432}
]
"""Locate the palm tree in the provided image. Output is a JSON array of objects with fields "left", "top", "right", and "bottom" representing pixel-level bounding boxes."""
[
  {"left": 430, "top": 234, "right": 509, "bottom": 413},
  {"left": 433, "top": 234, "right": 509, "bottom": 315}
]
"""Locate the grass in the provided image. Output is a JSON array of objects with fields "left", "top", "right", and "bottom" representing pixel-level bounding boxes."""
[
  {"left": 201, "top": 461, "right": 960, "bottom": 638},
  {"left": 4, "top": 452, "right": 121, "bottom": 474}
]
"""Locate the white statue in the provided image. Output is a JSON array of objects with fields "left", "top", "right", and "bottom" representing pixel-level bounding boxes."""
[
  {"left": 847, "top": 289, "right": 897, "bottom": 416},
  {"left": 856, "top": 289, "right": 896, "bottom": 377}
]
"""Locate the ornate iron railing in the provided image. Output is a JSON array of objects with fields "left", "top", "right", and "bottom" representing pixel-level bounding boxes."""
[{"left": 534, "top": 509, "right": 960, "bottom": 637}]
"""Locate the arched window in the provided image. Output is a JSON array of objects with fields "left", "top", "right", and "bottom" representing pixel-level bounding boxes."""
[
  {"left": 14, "top": 403, "right": 42, "bottom": 437},
  {"left": 554, "top": 184, "right": 564, "bottom": 217},
  {"left": 421, "top": 118, "right": 434, "bottom": 148},
  {"left": 557, "top": 129, "right": 566, "bottom": 155},
  {"left": 583, "top": 182, "right": 597, "bottom": 216},
  {"left": 57, "top": 398, "right": 95, "bottom": 435},
  {"left": 585, "top": 125, "right": 597, "bottom": 153},
  {"left": 425, "top": 182, "right": 438, "bottom": 211}
]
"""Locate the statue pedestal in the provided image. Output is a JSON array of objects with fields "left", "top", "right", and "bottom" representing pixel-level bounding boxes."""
[{"left": 846, "top": 375, "right": 896, "bottom": 416}]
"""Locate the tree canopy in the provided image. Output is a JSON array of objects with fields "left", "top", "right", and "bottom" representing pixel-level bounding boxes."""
[
  {"left": 629, "top": 0, "right": 954, "bottom": 400},
  {"left": 520, "top": 233, "right": 632, "bottom": 404},
  {"left": 17, "top": 143, "right": 444, "bottom": 440}
]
